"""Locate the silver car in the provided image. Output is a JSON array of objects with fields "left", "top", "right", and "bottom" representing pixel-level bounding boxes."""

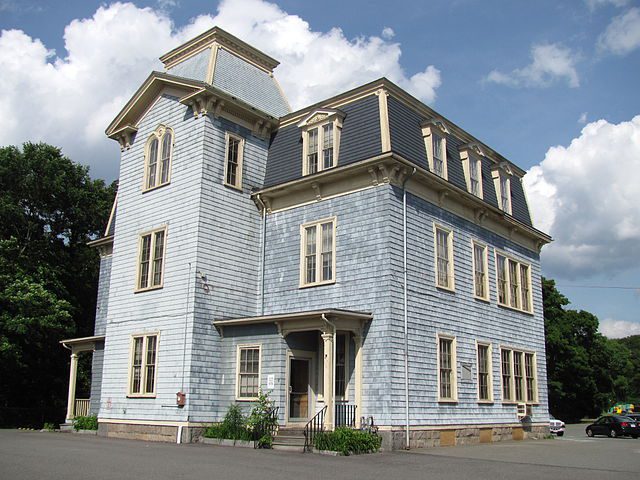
[{"left": 550, "top": 415, "right": 565, "bottom": 436}]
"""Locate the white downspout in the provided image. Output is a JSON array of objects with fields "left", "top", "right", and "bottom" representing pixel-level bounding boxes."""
[
  {"left": 402, "top": 168, "right": 416, "bottom": 450},
  {"left": 256, "top": 194, "right": 267, "bottom": 316}
]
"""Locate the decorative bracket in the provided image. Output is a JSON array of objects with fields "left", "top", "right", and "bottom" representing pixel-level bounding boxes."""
[
  {"left": 474, "top": 208, "right": 487, "bottom": 224},
  {"left": 311, "top": 182, "right": 322, "bottom": 201},
  {"left": 377, "top": 164, "right": 390, "bottom": 183},
  {"left": 438, "top": 190, "right": 449, "bottom": 206},
  {"left": 367, "top": 167, "right": 379, "bottom": 186}
]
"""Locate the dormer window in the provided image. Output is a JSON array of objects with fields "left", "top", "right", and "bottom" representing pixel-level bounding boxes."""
[
  {"left": 460, "top": 144, "right": 484, "bottom": 199},
  {"left": 144, "top": 125, "right": 173, "bottom": 191},
  {"left": 298, "top": 109, "right": 344, "bottom": 176},
  {"left": 422, "top": 119, "right": 449, "bottom": 180},
  {"left": 492, "top": 163, "right": 513, "bottom": 215}
]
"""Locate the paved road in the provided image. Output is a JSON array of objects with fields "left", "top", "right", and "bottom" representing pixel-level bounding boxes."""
[{"left": 0, "top": 424, "right": 638, "bottom": 480}]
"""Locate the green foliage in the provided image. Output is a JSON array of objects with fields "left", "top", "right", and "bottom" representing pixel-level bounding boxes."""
[
  {"left": 203, "top": 404, "right": 251, "bottom": 441},
  {"left": 246, "top": 390, "right": 277, "bottom": 447},
  {"left": 0, "top": 143, "right": 116, "bottom": 424},
  {"left": 72, "top": 415, "right": 98, "bottom": 431},
  {"left": 543, "top": 278, "right": 636, "bottom": 421},
  {"left": 314, "top": 427, "right": 381, "bottom": 455},
  {"left": 43, "top": 422, "right": 57, "bottom": 431}
]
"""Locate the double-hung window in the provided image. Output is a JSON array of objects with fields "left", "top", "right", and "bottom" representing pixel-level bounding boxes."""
[
  {"left": 298, "top": 110, "right": 343, "bottom": 176},
  {"left": 137, "top": 227, "right": 166, "bottom": 291},
  {"left": 495, "top": 252, "right": 532, "bottom": 312},
  {"left": 224, "top": 132, "right": 244, "bottom": 189},
  {"left": 300, "top": 218, "right": 336, "bottom": 287},
  {"left": 477, "top": 343, "right": 492, "bottom": 402},
  {"left": 472, "top": 242, "right": 489, "bottom": 300},
  {"left": 492, "top": 167, "right": 512, "bottom": 214},
  {"left": 434, "top": 224, "right": 454, "bottom": 290},
  {"left": 501, "top": 347, "right": 537, "bottom": 403},
  {"left": 144, "top": 126, "right": 173, "bottom": 191},
  {"left": 237, "top": 345, "right": 261, "bottom": 400},
  {"left": 460, "top": 144, "right": 484, "bottom": 198},
  {"left": 422, "top": 120, "right": 449, "bottom": 180},
  {"left": 129, "top": 333, "right": 158, "bottom": 396},
  {"left": 438, "top": 335, "right": 457, "bottom": 401}
]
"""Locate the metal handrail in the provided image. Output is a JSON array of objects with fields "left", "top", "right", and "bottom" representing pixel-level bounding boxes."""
[
  {"left": 253, "top": 406, "right": 279, "bottom": 449},
  {"left": 303, "top": 405, "right": 327, "bottom": 452},
  {"left": 335, "top": 403, "right": 357, "bottom": 428}
]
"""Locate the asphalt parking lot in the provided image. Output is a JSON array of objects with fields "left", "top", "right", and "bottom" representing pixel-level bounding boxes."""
[{"left": 0, "top": 424, "right": 638, "bottom": 480}]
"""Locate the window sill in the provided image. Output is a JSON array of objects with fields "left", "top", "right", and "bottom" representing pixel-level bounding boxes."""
[
  {"left": 473, "top": 295, "right": 490, "bottom": 303},
  {"left": 235, "top": 397, "right": 259, "bottom": 402},
  {"left": 299, "top": 279, "right": 336, "bottom": 289},
  {"left": 223, "top": 182, "right": 243, "bottom": 192},
  {"left": 127, "top": 394, "right": 157, "bottom": 399},
  {"left": 142, "top": 182, "right": 171, "bottom": 194},
  {"left": 438, "top": 399, "right": 458, "bottom": 404},
  {"left": 436, "top": 284, "right": 455, "bottom": 293},
  {"left": 477, "top": 400, "right": 494, "bottom": 405},
  {"left": 134, "top": 285, "right": 164, "bottom": 294},
  {"left": 497, "top": 303, "right": 534, "bottom": 315}
]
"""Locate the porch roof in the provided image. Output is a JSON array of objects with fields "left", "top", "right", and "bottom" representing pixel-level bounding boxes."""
[
  {"left": 212, "top": 308, "right": 372, "bottom": 337},
  {"left": 60, "top": 335, "right": 105, "bottom": 352}
]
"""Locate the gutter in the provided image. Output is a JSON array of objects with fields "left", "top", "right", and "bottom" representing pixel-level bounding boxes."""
[
  {"left": 255, "top": 194, "right": 267, "bottom": 316},
  {"left": 402, "top": 167, "right": 416, "bottom": 449}
]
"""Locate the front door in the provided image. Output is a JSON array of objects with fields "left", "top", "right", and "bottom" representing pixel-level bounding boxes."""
[{"left": 288, "top": 358, "right": 310, "bottom": 422}]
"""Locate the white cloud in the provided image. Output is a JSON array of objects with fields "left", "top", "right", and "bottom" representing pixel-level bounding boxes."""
[
  {"left": 585, "top": 0, "right": 629, "bottom": 11},
  {"left": 597, "top": 7, "right": 640, "bottom": 55},
  {"left": 381, "top": 27, "right": 395, "bottom": 40},
  {"left": 599, "top": 318, "right": 640, "bottom": 338},
  {"left": 486, "top": 43, "right": 580, "bottom": 88},
  {"left": 0, "top": 0, "right": 441, "bottom": 181},
  {"left": 524, "top": 115, "right": 640, "bottom": 278},
  {"left": 578, "top": 112, "right": 588, "bottom": 124}
]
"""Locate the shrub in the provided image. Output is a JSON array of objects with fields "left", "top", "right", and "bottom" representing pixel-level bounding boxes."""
[
  {"left": 42, "top": 422, "right": 57, "bottom": 431},
  {"left": 246, "top": 390, "right": 277, "bottom": 448},
  {"left": 73, "top": 415, "right": 98, "bottom": 431},
  {"left": 203, "top": 404, "right": 251, "bottom": 441},
  {"left": 314, "top": 427, "right": 381, "bottom": 455}
]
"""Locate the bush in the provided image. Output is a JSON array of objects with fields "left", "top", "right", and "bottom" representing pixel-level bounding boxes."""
[
  {"left": 42, "top": 422, "right": 57, "bottom": 431},
  {"left": 203, "top": 404, "right": 251, "bottom": 441},
  {"left": 72, "top": 415, "right": 98, "bottom": 431},
  {"left": 314, "top": 427, "right": 381, "bottom": 455},
  {"left": 246, "top": 390, "right": 277, "bottom": 448}
]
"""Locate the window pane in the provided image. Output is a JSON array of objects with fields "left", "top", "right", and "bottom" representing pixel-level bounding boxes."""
[
  {"left": 439, "top": 338, "right": 453, "bottom": 399},
  {"left": 525, "top": 353, "right": 536, "bottom": 402},
  {"left": 139, "top": 234, "right": 152, "bottom": 289},
  {"left": 501, "top": 177, "right": 509, "bottom": 211},
  {"left": 432, "top": 134, "right": 444, "bottom": 177},
  {"left": 436, "top": 229, "right": 449, "bottom": 288},
  {"left": 478, "top": 345, "right": 490, "bottom": 400},
  {"left": 501, "top": 350, "right": 512, "bottom": 400},
  {"left": 321, "top": 222, "right": 333, "bottom": 281},
  {"left": 145, "top": 336, "right": 157, "bottom": 393},
  {"left": 335, "top": 334, "right": 346, "bottom": 397},
  {"left": 238, "top": 348, "right": 259, "bottom": 398},
  {"left": 147, "top": 138, "right": 159, "bottom": 189},
  {"left": 514, "top": 351, "right": 524, "bottom": 402},
  {"left": 497, "top": 255, "right": 507, "bottom": 304},
  {"left": 131, "top": 337, "right": 144, "bottom": 394},
  {"left": 152, "top": 231, "right": 165, "bottom": 287},
  {"left": 160, "top": 132, "right": 172, "bottom": 184},
  {"left": 474, "top": 244, "right": 485, "bottom": 297},
  {"left": 470, "top": 159, "right": 480, "bottom": 196},
  {"left": 322, "top": 124, "right": 333, "bottom": 169},
  {"left": 307, "top": 128, "right": 318, "bottom": 174},
  {"left": 226, "top": 137, "right": 240, "bottom": 186},
  {"left": 520, "top": 265, "right": 530, "bottom": 311},
  {"left": 509, "top": 260, "right": 520, "bottom": 309},
  {"left": 305, "top": 226, "right": 317, "bottom": 284}
]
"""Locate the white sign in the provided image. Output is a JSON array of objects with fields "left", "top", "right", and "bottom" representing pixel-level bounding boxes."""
[{"left": 267, "top": 374, "right": 275, "bottom": 389}]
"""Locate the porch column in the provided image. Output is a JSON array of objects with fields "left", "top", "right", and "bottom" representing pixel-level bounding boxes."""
[
  {"left": 321, "top": 332, "right": 334, "bottom": 430},
  {"left": 65, "top": 352, "right": 79, "bottom": 422},
  {"left": 354, "top": 333, "right": 363, "bottom": 428}
]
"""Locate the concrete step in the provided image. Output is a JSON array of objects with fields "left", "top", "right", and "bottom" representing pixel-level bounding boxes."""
[
  {"left": 272, "top": 444, "right": 305, "bottom": 452},
  {"left": 273, "top": 436, "right": 305, "bottom": 446},
  {"left": 277, "top": 428, "right": 305, "bottom": 436}
]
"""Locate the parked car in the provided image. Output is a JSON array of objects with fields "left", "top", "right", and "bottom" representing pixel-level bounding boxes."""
[
  {"left": 549, "top": 416, "right": 565, "bottom": 436},
  {"left": 585, "top": 415, "right": 640, "bottom": 438}
]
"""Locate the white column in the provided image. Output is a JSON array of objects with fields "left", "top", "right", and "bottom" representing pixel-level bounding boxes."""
[
  {"left": 354, "top": 333, "right": 363, "bottom": 428},
  {"left": 321, "top": 332, "right": 334, "bottom": 430},
  {"left": 65, "top": 352, "right": 79, "bottom": 422}
]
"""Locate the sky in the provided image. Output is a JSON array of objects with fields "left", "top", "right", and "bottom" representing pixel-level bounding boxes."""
[{"left": 1, "top": 0, "right": 639, "bottom": 338}]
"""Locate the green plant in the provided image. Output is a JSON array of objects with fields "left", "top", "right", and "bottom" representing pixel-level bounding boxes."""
[
  {"left": 42, "top": 422, "right": 57, "bottom": 431},
  {"left": 246, "top": 390, "right": 277, "bottom": 448},
  {"left": 203, "top": 404, "right": 251, "bottom": 441},
  {"left": 314, "top": 427, "right": 381, "bottom": 455},
  {"left": 72, "top": 415, "right": 98, "bottom": 431}
]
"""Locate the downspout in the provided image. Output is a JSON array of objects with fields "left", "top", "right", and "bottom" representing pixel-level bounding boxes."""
[
  {"left": 402, "top": 168, "right": 416, "bottom": 450},
  {"left": 256, "top": 194, "right": 267, "bottom": 316},
  {"left": 322, "top": 313, "right": 337, "bottom": 426}
]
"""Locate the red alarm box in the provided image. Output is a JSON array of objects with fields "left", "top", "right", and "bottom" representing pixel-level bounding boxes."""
[{"left": 176, "top": 391, "right": 186, "bottom": 407}]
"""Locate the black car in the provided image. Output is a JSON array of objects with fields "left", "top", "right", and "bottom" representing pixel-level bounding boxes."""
[{"left": 585, "top": 415, "right": 640, "bottom": 438}]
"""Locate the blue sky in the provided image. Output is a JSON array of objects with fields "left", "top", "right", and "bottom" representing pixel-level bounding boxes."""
[{"left": 1, "top": 0, "right": 639, "bottom": 336}]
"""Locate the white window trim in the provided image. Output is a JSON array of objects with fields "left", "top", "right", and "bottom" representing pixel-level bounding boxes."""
[
  {"left": 471, "top": 240, "right": 489, "bottom": 301},
  {"left": 135, "top": 226, "right": 168, "bottom": 293},
  {"left": 142, "top": 125, "right": 174, "bottom": 192},
  {"left": 437, "top": 334, "right": 458, "bottom": 402},
  {"left": 494, "top": 250, "right": 533, "bottom": 313},
  {"left": 492, "top": 165, "right": 512, "bottom": 215},
  {"left": 476, "top": 341, "right": 493, "bottom": 403},
  {"left": 500, "top": 346, "right": 539, "bottom": 404},
  {"left": 223, "top": 132, "right": 245, "bottom": 190},
  {"left": 298, "top": 110, "right": 343, "bottom": 176},
  {"left": 422, "top": 120, "right": 449, "bottom": 180},
  {"left": 235, "top": 344, "right": 262, "bottom": 401},
  {"left": 460, "top": 145, "right": 484, "bottom": 199},
  {"left": 127, "top": 332, "right": 160, "bottom": 398},
  {"left": 433, "top": 223, "right": 455, "bottom": 292},
  {"left": 299, "top": 216, "right": 337, "bottom": 288}
]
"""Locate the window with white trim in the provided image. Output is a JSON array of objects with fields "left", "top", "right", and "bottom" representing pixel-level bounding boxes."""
[
  {"left": 129, "top": 333, "right": 158, "bottom": 396},
  {"left": 501, "top": 347, "right": 538, "bottom": 403},
  {"left": 224, "top": 132, "right": 244, "bottom": 189},
  {"left": 492, "top": 167, "right": 512, "bottom": 214},
  {"left": 300, "top": 218, "right": 336, "bottom": 287},
  {"left": 434, "top": 224, "right": 454, "bottom": 290},
  {"left": 137, "top": 227, "right": 166, "bottom": 291},
  {"left": 298, "top": 110, "right": 343, "bottom": 176},
  {"left": 237, "top": 345, "right": 261, "bottom": 400},
  {"left": 438, "top": 335, "right": 457, "bottom": 401},
  {"left": 422, "top": 121, "right": 449, "bottom": 180},
  {"left": 335, "top": 333, "right": 347, "bottom": 399},
  {"left": 460, "top": 145, "right": 484, "bottom": 198},
  {"left": 495, "top": 252, "right": 532, "bottom": 312},
  {"left": 477, "top": 343, "right": 492, "bottom": 402},
  {"left": 472, "top": 242, "right": 489, "bottom": 300},
  {"left": 144, "top": 125, "right": 173, "bottom": 191}
]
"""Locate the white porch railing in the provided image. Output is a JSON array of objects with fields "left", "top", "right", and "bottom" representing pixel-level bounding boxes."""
[{"left": 74, "top": 398, "right": 90, "bottom": 418}]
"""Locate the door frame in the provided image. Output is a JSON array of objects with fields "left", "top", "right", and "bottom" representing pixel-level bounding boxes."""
[{"left": 285, "top": 349, "right": 315, "bottom": 425}]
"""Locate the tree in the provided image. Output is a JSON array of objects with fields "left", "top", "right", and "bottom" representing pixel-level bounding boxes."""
[{"left": 0, "top": 143, "right": 116, "bottom": 426}]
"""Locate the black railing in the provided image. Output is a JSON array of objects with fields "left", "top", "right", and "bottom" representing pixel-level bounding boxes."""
[
  {"left": 303, "top": 405, "right": 326, "bottom": 452},
  {"left": 253, "top": 406, "right": 279, "bottom": 449},
  {"left": 335, "top": 403, "right": 357, "bottom": 428}
]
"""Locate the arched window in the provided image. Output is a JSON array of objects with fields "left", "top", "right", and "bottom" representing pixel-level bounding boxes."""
[{"left": 144, "top": 125, "right": 173, "bottom": 191}]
